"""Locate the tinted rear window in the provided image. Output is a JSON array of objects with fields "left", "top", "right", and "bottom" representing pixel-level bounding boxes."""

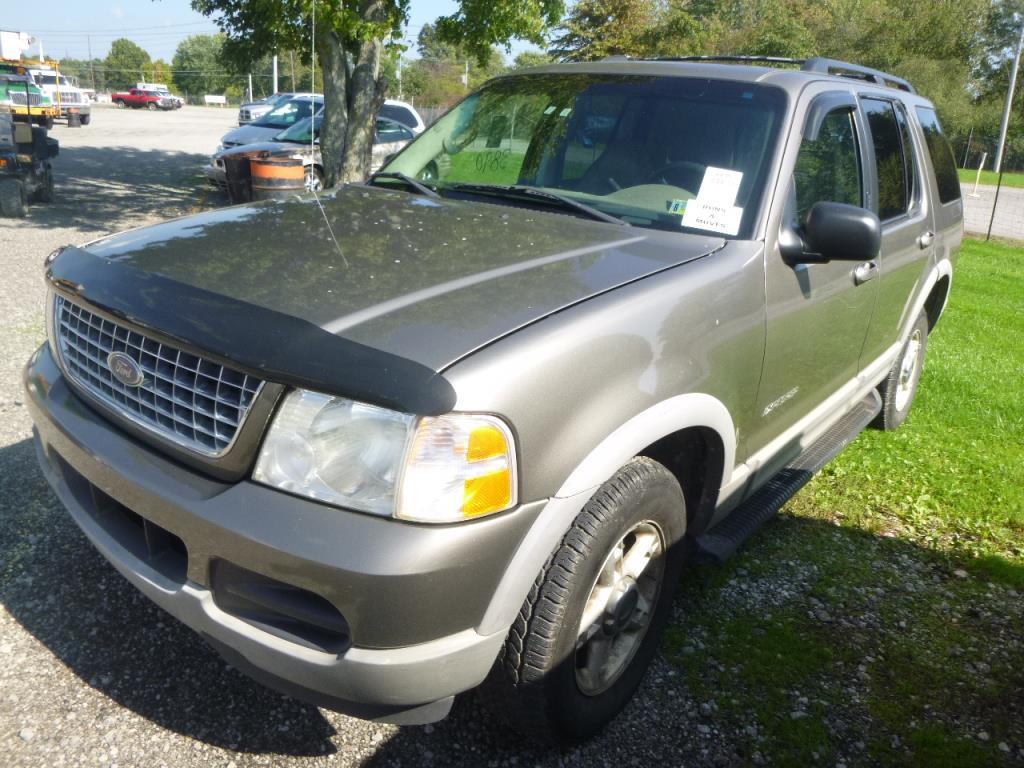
[
  {"left": 915, "top": 107, "right": 960, "bottom": 204},
  {"left": 380, "top": 104, "right": 418, "bottom": 129}
]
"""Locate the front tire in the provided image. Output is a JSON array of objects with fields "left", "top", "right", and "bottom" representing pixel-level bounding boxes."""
[
  {"left": 0, "top": 179, "right": 27, "bottom": 217},
  {"left": 31, "top": 164, "right": 54, "bottom": 203},
  {"left": 80, "top": 113, "right": 91, "bottom": 126},
  {"left": 482, "top": 457, "right": 686, "bottom": 743},
  {"left": 873, "top": 311, "right": 929, "bottom": 430},
  {"left": 147, "top": 102, "right": 157, "bottom": 111}
]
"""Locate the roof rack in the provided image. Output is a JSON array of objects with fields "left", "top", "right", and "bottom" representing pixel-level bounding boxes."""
[{"left": 651, "top": 55, "right": 916, "bottom": 94}]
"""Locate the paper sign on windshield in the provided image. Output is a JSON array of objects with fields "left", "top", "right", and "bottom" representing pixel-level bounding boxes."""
[
  {"left": 682, "top": 199, "right": 743, "bottom": 235},
  {"left": 682, "top": 166, "right": 743, "bottom": 235}
]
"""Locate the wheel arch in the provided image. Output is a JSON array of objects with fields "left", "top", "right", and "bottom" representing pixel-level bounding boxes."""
[{"left": 478, "top": 393, "right": 735, "bottom": 635}]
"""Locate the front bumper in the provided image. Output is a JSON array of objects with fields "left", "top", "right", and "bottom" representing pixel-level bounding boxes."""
[
  {"left": 24, "top": 344, "right": 541, "bottom": 722},
  {"left": 58, "top": 104, "right": 91, "bottom": 118}
]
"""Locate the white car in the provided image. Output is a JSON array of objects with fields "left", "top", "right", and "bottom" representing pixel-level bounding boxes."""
[
  {"left": 218, "top": 95, "right": 324, "bottom": 149},
  {"left": 238, "top": 92, "right": 320, "bottom": 125},
  {"left": 379, "top": 99, "right": 425, "bottom": 134}
]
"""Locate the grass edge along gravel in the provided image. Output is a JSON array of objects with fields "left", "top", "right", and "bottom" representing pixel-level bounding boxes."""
[{"left": 663, "top": 236, "right": 1023, "bottom": 767}]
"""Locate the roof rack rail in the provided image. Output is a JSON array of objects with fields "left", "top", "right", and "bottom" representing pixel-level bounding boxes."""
[
  {"left": 801, "top": 57, "right": 915, "bottom": 94},
  {"left": 655, "top": 55, "right": 804, "bottom": 66},
  {"left": 651, "top": 55, "right": 916, "bottom": 94}
]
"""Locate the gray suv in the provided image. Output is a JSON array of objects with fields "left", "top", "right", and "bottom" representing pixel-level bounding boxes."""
[{"left": 24, "top": 56, "right": 962, "bottom": 742}]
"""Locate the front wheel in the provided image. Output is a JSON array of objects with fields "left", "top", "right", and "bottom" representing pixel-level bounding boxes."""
[
  {"left": 873, "top": 311, "right": 929, "bottom": 430},
  {"left": 147, "top": 102, "right": 157, "bottom": 111},
  {"left": 482, "top": 456, "right": 686, "bottom": 743},
  {"left": 80, "top": 114, "right": 91, "bottom": 126},
  {"left": 0, "top": 179, "right": 27, "bottom": 217}
]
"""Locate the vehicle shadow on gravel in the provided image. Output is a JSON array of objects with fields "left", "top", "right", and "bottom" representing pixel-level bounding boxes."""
[
  {"left": 16, "top": 145, "right": 225, "bottom": 234},
  {"left": 2, "top": 433, "right": 1022, "bottom": 766}
]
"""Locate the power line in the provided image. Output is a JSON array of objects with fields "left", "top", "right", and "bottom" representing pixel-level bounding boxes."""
[{"left": 25, "top": 20, "right": 218, "bottom": 34}]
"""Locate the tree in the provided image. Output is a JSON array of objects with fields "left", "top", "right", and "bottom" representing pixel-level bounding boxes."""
[
  {"left": 172, "top": 34, "right": 232, "bottom": 98},
  {"left": 104, "top": 38, "right": 151, "bottom": 91},
  {"left": 512, "top": 50, "right": 553, "bottom": 69},
  {"left": 550, "top": 0, "right": 704, "bottom": 61},
  {"left": 191, "top": 0, "right": 563, "bottom": 187}
]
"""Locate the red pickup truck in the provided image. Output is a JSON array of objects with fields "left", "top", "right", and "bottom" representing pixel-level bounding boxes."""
[{"left": 111, "top": 89, "right": 175, "bottom": 111}]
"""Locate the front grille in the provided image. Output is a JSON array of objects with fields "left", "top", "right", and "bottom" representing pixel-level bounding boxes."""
[
  {"left": 240, "top": 109, "right": 251, "bottom": 121},
  {"left": 54, "top": 295, "right": 262, "bottom": 456},
  {"left": 10, "top": 92, "right": 42, "bottom": 106},
  {"left": 58, "top": 90, "right": 83, "bottom": 105}
]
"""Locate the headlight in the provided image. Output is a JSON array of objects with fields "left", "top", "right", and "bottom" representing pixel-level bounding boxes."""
[{"left": 253, "top": 389, "right": 517, "bottom": 523}]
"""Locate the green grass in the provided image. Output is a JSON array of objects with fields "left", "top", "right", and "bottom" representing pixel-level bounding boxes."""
[
  {"left": 665, "top": 238, "right": 1024, "bottom": 765},
  {"left": 957, "top": 167, "right": 1024, "bottom": 188},
  {"left": 789, "top": 238, "right": 1024, "bottom": 579}
]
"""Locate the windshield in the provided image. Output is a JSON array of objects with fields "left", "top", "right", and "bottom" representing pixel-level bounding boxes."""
[
  {"left": 274, "top": 115, "right": 321, "bottom": 143},
  {"left": 381, "top": 73, "right": 786, "bottom": 236},
  {"left": 34, "top": 74, "right": 70, "bottom": 86},
  {"left": 254, "top": 98, "right": 320, "bottom": 129}
]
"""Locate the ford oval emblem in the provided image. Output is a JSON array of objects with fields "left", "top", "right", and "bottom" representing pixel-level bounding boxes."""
[{"left": 107, "top": 351, "right": 145, "bottom": 387}]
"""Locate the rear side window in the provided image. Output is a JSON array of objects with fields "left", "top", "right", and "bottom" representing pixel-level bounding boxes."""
[
  {"left": 862, "top": 98, "right": 909, "bottom": 220},
  {"left": 793, "top": 107, "right": 862, "bottom": 225},
  {"left": 380, "top": 104, "right": 418, "bottom": 130},
  {"left": 915, "top": 107, "right": 961, "bottom": 204}
]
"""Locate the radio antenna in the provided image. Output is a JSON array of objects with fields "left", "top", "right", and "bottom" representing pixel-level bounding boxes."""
[{"left": 307, "top": 0, "right": 348, "bottom": 267}]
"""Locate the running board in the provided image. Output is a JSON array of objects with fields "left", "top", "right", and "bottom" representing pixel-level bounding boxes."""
[{"left": 693, "top": 390, "right": 882, "bottom": 563}]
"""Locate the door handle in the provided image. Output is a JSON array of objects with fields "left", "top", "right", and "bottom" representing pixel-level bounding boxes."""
[
  {"left": 918, "top": 231, "right": 935, "bottom": 249},
  {"left": 854, "top": 261, "right": 878, "bottom": 285}
]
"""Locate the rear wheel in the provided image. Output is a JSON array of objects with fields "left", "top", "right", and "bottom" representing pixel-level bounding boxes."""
[
  {"left": 115, "top": 99, "right": 125, "bottom": 108},
  {"left": 482, "top": 457, "right": 686, "bottom": 743},
  {"left": 304, "top": 166, "right": 324, "bottom": 192},
  {"left": 31, "top": 164, "right": 54, "bottom": 203},
  {"left": 0, "top": 179, "right": 27, "bottom": 217},
  {"left": 873, "top": 311, "right": 929, "bottom": 430}
]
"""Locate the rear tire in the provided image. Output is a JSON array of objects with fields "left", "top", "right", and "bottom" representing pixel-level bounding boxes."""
[
  {"left": 873, "top": 311, "right": 929, "bottom": 430},
  {"left": 31, "top": 164, "right": 54, "bottom": 203},
  {"left": 481, "top": 457, "right": 686, "bottom": 744},
  {"left": 115, "top": 99, "right": 125, "bottom": 108},
  {"left": 0, "top": 179, "right": 27, "bottom": 217}
]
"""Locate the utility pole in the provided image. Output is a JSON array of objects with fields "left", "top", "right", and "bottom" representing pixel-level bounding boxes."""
[
  {"left": 247, "top": 73, "right": 253, "bottom": 102},
  {"left": 397, "top": 56, "right": 403, "bottom": 100},
  {"left": 272, "top": 54, "right": 278, "bottom": 94},
  {"left": 87, "top": 34, "right": 95, "bottom": 90},
  {"left": 995, "top": 16, "right": 1024, "bottom": 173},
  {"left": 289, "top": 50, "right": 296, "bottom": 91}
]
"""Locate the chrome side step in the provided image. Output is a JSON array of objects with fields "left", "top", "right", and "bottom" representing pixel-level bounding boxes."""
[{"left": 694, "top": 390, "right": 882, "bottom": 563}]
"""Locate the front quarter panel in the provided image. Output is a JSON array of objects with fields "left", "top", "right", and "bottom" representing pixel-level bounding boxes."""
[{"left": 446, "top": 239, "right": 766, "bottom": 510}]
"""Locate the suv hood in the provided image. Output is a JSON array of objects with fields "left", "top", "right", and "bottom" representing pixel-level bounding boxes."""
[{"left": 52, "top": 186, "right": 723, "bottom": 412}]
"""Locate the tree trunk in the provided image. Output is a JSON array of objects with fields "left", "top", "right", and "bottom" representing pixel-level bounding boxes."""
[
  {"left": 340, "top": 37, "right": 386, "bottom": 184},
  {"left": 316, "top": 29, "right": 350, "bottom": 187}
]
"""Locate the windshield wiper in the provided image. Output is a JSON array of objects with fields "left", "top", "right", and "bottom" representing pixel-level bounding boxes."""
[
  {"left": 444, "top": 183, "right": 627, "bottom": 226},
  {"left": 367, "top": 171, "right": 439, "bottom": 198}
]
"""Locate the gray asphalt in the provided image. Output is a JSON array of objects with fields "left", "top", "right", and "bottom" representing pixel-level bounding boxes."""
[{"left": 961, "top": 181, "right": 1024, "bottom": 240}]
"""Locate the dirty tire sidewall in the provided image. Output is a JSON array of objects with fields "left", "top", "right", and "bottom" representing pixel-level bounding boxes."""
[
  {"left": 0, "top": 179, "right": 26, "bottom": 217},
  {"left": 80, "top": 114, "right": 91, "bottom": 126},
  {"left": 873, "top": 311, "right": 929, "bottom": 431},
  {"left": 485, "top": 456, "right": 686, "bottom": 743}
]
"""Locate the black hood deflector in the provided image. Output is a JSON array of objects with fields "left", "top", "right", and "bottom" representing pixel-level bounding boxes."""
[{"left": 47, "top": 246, "right": 457, "bottom": 415}]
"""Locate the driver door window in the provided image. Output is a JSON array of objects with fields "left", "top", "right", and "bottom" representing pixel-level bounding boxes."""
[{"left": 792, "top": 108, "right": 863, "bottom": 226}]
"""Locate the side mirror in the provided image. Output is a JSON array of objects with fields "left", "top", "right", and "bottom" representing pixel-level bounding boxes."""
[{"left": 780, "top": 201, "right": 881, "bottom": 265}]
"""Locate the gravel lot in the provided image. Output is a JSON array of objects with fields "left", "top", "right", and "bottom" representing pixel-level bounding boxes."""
[{"left": 1, "top": 106, "right": 1021, "bottom": 768}]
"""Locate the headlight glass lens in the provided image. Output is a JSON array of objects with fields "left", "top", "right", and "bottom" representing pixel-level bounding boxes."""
[
  {"left": 253, "top": 390, "right": 416, "bottom": 516},
  {"left": 254, "top": 389, "right": 517, "bottom": 523}
]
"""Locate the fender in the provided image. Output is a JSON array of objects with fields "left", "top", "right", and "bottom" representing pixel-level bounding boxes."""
[
  {"left": 477, "top": 393, "right": 735, "bottom": 635},
  {"left": 901, "top": 257, "right": 953, "bottom": 340}
]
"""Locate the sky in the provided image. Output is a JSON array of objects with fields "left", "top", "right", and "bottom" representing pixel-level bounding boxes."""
[{"left": 2, "top": 0, "right": 534, "bottom": 63}]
